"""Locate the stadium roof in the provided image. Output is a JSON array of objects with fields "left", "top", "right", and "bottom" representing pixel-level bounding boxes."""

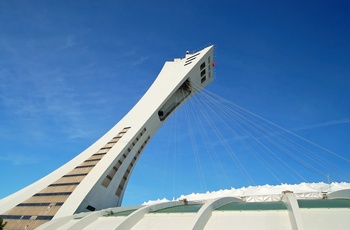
[{"left": 36, "top": 188, "right": 350, "bottom": 230}]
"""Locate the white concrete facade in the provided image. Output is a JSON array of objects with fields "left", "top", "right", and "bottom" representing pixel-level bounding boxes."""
[{"left": 0, "top": 46, "right": 215, "bottom": 230}]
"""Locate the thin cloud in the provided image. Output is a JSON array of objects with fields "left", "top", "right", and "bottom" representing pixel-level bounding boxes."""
[
  {"left": 132, "top": 56, "right": 149, "bottom": 66},
  {"left": 61, "top": 35, "right": 76, "bottom": 49},
  {"left": 0, "top": 153, "right": 44, "bottom": 165},
  {"left": 294, "top": 119, "right": 350, "bottom": 131},
  {"left": 0, "top": 64, "right": 99, "bottom": 141}
]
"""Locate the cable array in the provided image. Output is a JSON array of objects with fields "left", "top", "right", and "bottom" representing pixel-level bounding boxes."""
[{"left": 160, "top": 82, "right": 350, "bottom": 195}]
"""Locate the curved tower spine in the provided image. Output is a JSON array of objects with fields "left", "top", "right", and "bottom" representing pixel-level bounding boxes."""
[{"left": 0, "top": 45, "right": 215, "bottom": 230}]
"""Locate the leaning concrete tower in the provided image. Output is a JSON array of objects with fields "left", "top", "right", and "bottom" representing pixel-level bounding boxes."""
[{"left": 0, "top": 45, "right": 215, "bottom": 230}]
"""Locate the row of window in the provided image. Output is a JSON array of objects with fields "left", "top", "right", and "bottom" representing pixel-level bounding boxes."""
[
  {"left": 16, "top": 202, "right": 63, "bottom": 207},
  {"left": 65, "top": 127, "right": 131, "bottom": 179},
  {"left": 208, "top": 56, "right": 212, "bottom": 79},
  {"left": 184, "top": 52, "right": 200, "bottom": 66},
  {"left": 75, "top": 165, "right": 95, "bottom": 169},
  {"left": 199, "top": 56, "right": 212, "bottom": 84},
  {"left": 116, "top": 135, "right": 151, "bottom": 197},
  {"left": 200, "top": 62, "right": 206, "bottom": 83},
  {"left": 62, "top": 173, "right": 88, "bottom": 178},
  {"left": 0, "top": 215, "right": 53, "bottom": 220},
  {"left": 2, "top": 127, "right": 132, "bottom": 227},
  {"left": 48, "top": 182, "right": 80, "bottom": 187},
  {"left": 92, "top": 152, "right": 106, "bottom": 156},
  {"left": 101, "top": 128, "right": 147, "bottom": 188},
  {"left": 33, "top": 192, "right": 72, "bottom": 197}
]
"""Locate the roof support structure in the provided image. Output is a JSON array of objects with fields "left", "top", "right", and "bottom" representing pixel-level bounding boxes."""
[
  {"left": 190, "top": 197, "right": 241, "bottom": 230},
  {"left": 115, "top": 201, "right": 200, "bottom": 230},
  {"left": 282, "top": 191, "right": 304, "bottom": 230}
]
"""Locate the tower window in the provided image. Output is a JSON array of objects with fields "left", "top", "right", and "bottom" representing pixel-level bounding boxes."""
[
  {"left": 208, "top": 56, "right": 211, "bottom": 71},
  {"left": 86, "top": 205, "right": 96, "bottom": 211},
  {"left": 201, "top": 69, "right": 206, "bottom": 77}
]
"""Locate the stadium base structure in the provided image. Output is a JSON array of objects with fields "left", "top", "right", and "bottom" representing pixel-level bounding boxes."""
[
  {"left": 0, "top": 46, "right": 215, "bottom": 230},
  {"left": 38, "top": 189, "right": 350, "bottom": 230}
]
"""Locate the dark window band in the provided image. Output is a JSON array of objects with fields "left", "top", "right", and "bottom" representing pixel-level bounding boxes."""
[
  {"left": 185, "top": 56, "right": 197, "bottom": 62},
  {"left": 75, "top": 165, "right": 95, "bottom": 169},
  {"left": 33, "top": 192, "right": 72, "bottom": 196},
  {"left": 63, "top": 173, "right": 88, "bottom": 177},
  {"left": 106, "top": 175, "right": 113, "bottom": 180},
  {"left": 49, "top": 182, "right": 80, "bottom": 187},
  {"left": 100, "top": 147, "right": 112, "bottom": 150},
  {"left": 186, "top": 52, "right": 200, "bottom": 60},
  {"left": 92, "top": 153, "right": 106, "bottom": 156},
  {"left": 17, "top": 202, "right": 64, "bottom": 207},
  {"left": 0, "top": 215, "right": 53, "bottom": 220}
]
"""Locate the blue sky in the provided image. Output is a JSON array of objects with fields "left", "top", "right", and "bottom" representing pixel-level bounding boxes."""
[{"left": 0, "top": 1, "right": 349, "bottom": 206}]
